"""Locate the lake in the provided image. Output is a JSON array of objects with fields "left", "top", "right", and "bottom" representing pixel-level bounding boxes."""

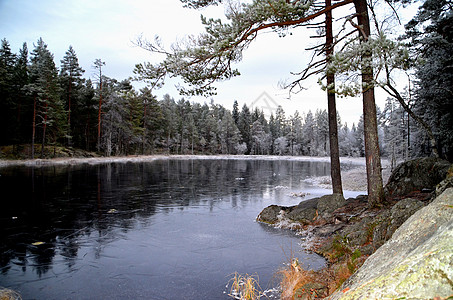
[{"left": 0, "top": 158, "right": 358, "bottom": 299}]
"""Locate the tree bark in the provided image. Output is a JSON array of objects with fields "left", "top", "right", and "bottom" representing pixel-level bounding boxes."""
[
  {"left": 353, "top": 0, "right": 384, "bottom": 206},
  {"left": 326, "top": 0, "right": 343, "bottom": 196},
  {"left": 67, "top": 79, "right": 72, "bottom": 147},
  {"left": 41, "top": 101, "right": 48, "bottom": 158},
  {"left": 97, "top": 77, "right": 102, "bottom": 153},
  {"left": 31, "top": 96, "right": 36, "bottom": 159}
]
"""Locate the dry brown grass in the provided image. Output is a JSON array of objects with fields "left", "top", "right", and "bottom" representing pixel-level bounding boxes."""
[
  {"left": 228, "top": 272, "right": 262, "bottom": 300},
  {"left": 0, "top": 288, "right": 21, "bottom": 300},
  {"left": 276, "top": 248, "right": 368, "bottom": 299},
  {"left": 277, "top": 258, "right": 321, "bottom": 300}
]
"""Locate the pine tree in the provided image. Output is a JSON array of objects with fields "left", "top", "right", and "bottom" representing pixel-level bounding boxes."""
[
  {"left": 13, "top": 43, "right": 30, "bottom": 145},
  {"left": 0, "top": 39, "right": 17, "bottom": 145},
  {"left": 237, "top": 104, "right": 252, "bottom": 154},
  {"left": 406, "top": 0, "right": 453, "bottom": 160},
  {"left": 60, "top": 45, "right": 85, "bottom": 147},
  {"left": 232, "top": 100, "right": 239, "bottom": 125},
  {"left": 302, "top": 111, "right": 316, "bottom": 156},
  {"left": 93, "top": 58, "right": 106, "bottom": 152},
  {"left": 25, "top": 38, "right": 64, "bottom": 158},
  {"left": 140, "top": 87, "right": 163, "bottom": 154}
]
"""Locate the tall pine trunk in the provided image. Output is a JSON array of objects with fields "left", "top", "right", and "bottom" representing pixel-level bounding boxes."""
[
  {"left": 354, "top": 0, "right": 384, "bottom": 206},
  {"left": 41, "top": 100, "right": 48, "bottom": 158},
  {"left": 326, "top": 0, "right": 343, "bottom": 196},
  {"left": 67, "top": 79, "right": 72, "bottom": 147},
  {"left": 97, "top": 79, "right": 102, "bottom": 153},
  {"left": 31, "top": 96, "right": 37, "bottom": 159}
]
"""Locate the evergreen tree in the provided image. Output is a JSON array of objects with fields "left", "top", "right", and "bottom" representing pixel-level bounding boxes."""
[
  {"left": 406, "top": 0, "right": 453, "bottom": 160},
  {"left": 232, "top": 100, "right": 239, "bottom": 125},
  {"left": 60, "top": 45, "right": 85, "bottom": 146},
  {"left": 160, "top": 94, "right": 178, "bottom": 153},
  {"left": 302, "top": 111, "right": 315, "bottom": 156},
  {"left": 77, "top": 79, "right": 97, "bottom": 151},
  {"left": 140, "top": 87, "right": 163, "bottom": 154},
  {"left": 237, "top": 104, "right": 252, "bottom": 154},
  {"left": 315, "top": 109, "right": 329, "bottom": 156},
  {"left": 13, "top": 43, "right": 30, "bottom": 145},
  {"left": 93, "top": 58, "right": 106, "bottom": 152},
  {"left": 25, "top": 38, "right": 65, "bottom": 158},
  {"left": 288, "top": 111, "right": 303, "bottom": 155},
  {"left": 0, "top": 39, "right": 17, "bottom": 145}
]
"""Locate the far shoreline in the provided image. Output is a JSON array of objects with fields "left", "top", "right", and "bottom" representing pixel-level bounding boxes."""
[
  {"left": 0, "top": 154, "right": 390, "bottom": 192},
  {"left": 0, "top": 154, "right": 372, "bottom": 168}
]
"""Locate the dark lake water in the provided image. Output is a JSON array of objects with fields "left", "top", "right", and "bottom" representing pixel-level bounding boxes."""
[{"left": 0, "top": 158, "right": 357, "bottom": 299}]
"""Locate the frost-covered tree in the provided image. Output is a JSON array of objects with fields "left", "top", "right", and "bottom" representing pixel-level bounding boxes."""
[
  {"left": 160, "top": 94, "right": 179, "bottom": 153},
  {"left": 287, "top": 111, "right": 303, "bottom": 155},
  {"left": 237, "top": 104, "right": 252, "bottom": 153},
  {"left": 93, "top": 58, "right": 106, "bottom": 152},
  {"left": 405, "top": 0, "right": 453, "bottom": 160},
  {"left": 302, "top": 110, "right": 316, "bottom": 156},
  {"left": 315, "top": 109, "right": 329, "bottom": 156},
  {"left": 380, "top": 97, "right": 409, "bottom": 168},
  {"left": 251, "top": 120, "right": 270, "bottom": 155}
]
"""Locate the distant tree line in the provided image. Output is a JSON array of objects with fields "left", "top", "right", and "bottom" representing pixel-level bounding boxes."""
[{"left": 0, "top": 32, "right": 451, "bottom": 160}]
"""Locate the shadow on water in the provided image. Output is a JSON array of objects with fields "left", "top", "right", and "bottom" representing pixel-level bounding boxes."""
[{"left": 0, "top": 159, "right": 330, "bottom": 299}]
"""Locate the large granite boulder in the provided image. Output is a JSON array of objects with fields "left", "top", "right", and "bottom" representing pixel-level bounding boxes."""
[
  {"left": 256, "top": 205, "right": 287, "bottom": 225},
  {"left": 329, "top": 188, "right": 453, "bottom": 300},
  {"left": 316, "top": 193, "right": 346, "bottom": 219},
  {"left": 257, "top": 194, "right": 347, "bottom": 226},
  {"left": 286, "top": 198, "right": 319, "bottom": 224},
  {"left": 384, "top": 157, "right": 451, "bottom": 198}
]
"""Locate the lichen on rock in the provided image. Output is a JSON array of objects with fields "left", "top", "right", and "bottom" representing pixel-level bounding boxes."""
[{"left": 329, "top": 188, "right": 453, "bottom": 300}]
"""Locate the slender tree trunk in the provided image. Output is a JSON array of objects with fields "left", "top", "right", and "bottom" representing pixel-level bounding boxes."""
[
  {"left": 326, "top": 0, "right": 343, "bottom": 196},
  {"left": 97, "top": 79, "right": 102, "bottom": 153},
  {"left": 67, "top": 80, "right": 72, "bottom": 147},
  {"left": 143, "top": 100, "right": 147, "bottom": 155},
  {"left": 354, "top": 0, "right": 384, "bottom": 206},
  {"left": 31, "top": 96, "right": 36, "bottom": 159},
  {"left": 41, "top": 101, "right": 48, "bottom": 158}
]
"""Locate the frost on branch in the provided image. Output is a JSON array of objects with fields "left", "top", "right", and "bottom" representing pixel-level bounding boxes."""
[
  {"left": 320, "top": 33, "right": 410, "bottom": 97},
  {"left": 139, "top": 1, "right": 316, "bottom": 96}
]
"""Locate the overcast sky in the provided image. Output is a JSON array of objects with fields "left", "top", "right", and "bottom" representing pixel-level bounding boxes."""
[{"left": 0, "top": 0, "right": 417, "bottom": 126}]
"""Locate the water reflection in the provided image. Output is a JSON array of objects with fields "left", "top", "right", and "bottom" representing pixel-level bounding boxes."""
[{"left": 0, "top": 159, "right": 330, "bottom": 299}]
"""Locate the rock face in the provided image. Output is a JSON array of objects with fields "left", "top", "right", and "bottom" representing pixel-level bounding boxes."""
[
  {"left": 436, "top": 164, "right": 453, "bottom": 197},
  {"left": 384, "top": 157, "right": 451, "bottom": 198},
  {"left": 329, "top": 188, "right": 453, "bottom": 300},
  {"left": 372, "top": 198, "right": 425, "bottom": 249}
]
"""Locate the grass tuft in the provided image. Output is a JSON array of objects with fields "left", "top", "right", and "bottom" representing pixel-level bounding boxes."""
[
  {"left": 228, "top": 272, "right": 262, "bottom": 300},
  {"left": 0, "top": 288, "right": 22, "bottom": 300}
]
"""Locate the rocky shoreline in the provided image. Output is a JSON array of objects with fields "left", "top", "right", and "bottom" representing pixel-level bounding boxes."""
[{"left": 257, "top": 157, "right": 453, "bottom": 299}]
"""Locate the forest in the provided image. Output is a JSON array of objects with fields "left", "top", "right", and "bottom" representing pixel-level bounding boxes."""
[{"left": 0, "top": 1, "right": 452, "bottom": 162}]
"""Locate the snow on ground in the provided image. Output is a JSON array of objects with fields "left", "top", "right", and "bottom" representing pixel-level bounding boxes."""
[{"left": 304, "top": 159, "right": 391, "bottom": 192}]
